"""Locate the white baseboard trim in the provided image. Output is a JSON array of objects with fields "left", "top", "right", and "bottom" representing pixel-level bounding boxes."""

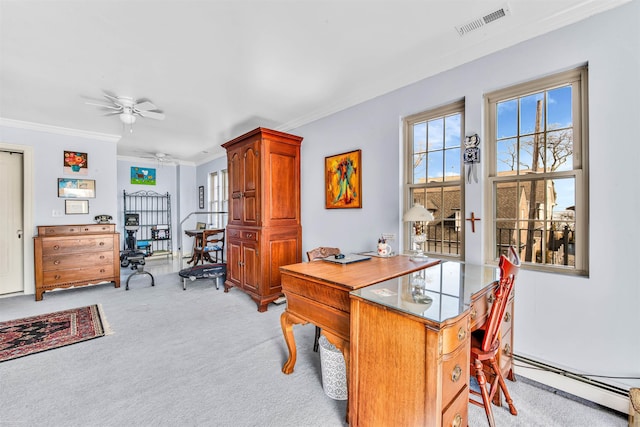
[{"left": 514, "top": 355, "right": 630, "bottom": 414}]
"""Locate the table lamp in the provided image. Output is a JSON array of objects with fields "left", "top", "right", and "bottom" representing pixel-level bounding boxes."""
[{"left": 403, "top": 203, "right": 434, "bottom": 261}]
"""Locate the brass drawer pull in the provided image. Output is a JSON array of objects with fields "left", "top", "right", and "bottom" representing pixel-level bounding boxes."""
[
  {"left": 54, "top": 275, "right": 61, "bottom": 280},
  {"left": 53, "top": 245, "right": 60, "bottom": 250},
  {"left": 246, "top": 233, "right": 253, "bottom": 238},
  {"left": 487, "top": 293, "right": 495, "bottom": 304},
  {"left": 452, "top": 414, "right": 462, "bottom": 427},
  {"left": 99, "top": 242, "right": 105, "bottom": 246},
  {"left": 54, "top": 260, "right": 60, "bottom": 265},
  {"left": 451, "top": 365, "right": 462, "bottom": 382},
  {"left": 470, "top": 307, "right": 477, "bottom": 319},
  {"left": 504, "top": 311, "right": 511, "bottom": 322},
  {"left": 457, "top": 327, "right": 467, "bottom": 341},
  {"left": 99, "top": 255, "right": 105, "bottom": 259}
]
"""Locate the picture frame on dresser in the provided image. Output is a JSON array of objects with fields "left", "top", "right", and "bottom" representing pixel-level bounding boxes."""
[
  {"left": 65, "top": 199, "right": 89, "bottom": 214},
  {"left": 58, "top": 178, "right": 95, "bottom": 198}
]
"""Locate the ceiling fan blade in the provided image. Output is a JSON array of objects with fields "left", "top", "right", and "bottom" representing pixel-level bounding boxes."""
[
  {"left": 86, "top": 101, "right": 122, "bottom": 110},
  {"left": 137, "top": 110, "right": 165, "bottom": 120},
  {"left": 103, "top": 91, "right": 120, "bottom": 102},
  {"left": 134, "top": 101, "right": 157, "bottom": 111},
  {"left": 103, "top": 111, "right": 121, "bottom": 116}
]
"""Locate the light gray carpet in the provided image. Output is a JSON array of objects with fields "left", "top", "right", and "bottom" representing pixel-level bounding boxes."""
[{"left": 0, "top": 259, "right": 627, "bottom": 426}]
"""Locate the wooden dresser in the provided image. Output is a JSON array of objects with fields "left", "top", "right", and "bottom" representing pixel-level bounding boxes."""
[
  {"left": 33, "top": 224, "right": 121, "bottom": 301},
  {"left": 222, "top": 127, "right": 303, "bottom": 312}
]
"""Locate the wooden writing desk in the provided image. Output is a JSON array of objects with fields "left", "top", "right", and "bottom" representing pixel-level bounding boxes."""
[
  {"left": 280, "top": 255, "right": 438, "bottom": 375},
  {"left": 279, "top": 257, "right": 505, "bottom": 426}
]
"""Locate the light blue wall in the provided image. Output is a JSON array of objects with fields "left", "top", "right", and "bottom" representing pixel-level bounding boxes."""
[
  {"left": 0, "top": 126, "right": 119, "bottom": 233},
  {"left": 290, "top": 1, "right": 639, "bottom": 389}
]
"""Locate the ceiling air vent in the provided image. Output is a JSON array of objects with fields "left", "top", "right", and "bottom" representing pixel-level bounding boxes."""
[{"left": 455, "top": 4, "right": 511, "bottom": 36}]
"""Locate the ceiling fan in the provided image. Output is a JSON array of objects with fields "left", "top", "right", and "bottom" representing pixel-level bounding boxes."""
[
  {"left": 86, "top": 92, "right": 165, "bottom": 132},
  {"left": 138, "top": 152, "right": 177, "bottom": 165}
]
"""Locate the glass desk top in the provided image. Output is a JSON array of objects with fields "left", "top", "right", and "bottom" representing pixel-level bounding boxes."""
[{"left": 350, "top": 260, "right": 499, "bottom": 323}]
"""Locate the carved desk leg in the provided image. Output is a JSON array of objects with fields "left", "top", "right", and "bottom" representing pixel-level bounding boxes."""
[{"left": 280, "top": 310, "right": 306, "bottom": 374}]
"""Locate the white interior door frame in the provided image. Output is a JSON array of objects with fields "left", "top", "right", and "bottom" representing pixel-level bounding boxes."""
[{"left": 0, "top": 142, "right": 34, "bottom": 297}]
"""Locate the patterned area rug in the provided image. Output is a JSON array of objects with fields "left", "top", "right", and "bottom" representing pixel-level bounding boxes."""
[{"left": 0, "top": 305, "right": 108, "bottom": 362}]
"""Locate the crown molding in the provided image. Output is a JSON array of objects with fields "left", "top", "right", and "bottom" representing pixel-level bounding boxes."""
[{"left": 0, "top": 117, "right": 121, "bottom": 143}]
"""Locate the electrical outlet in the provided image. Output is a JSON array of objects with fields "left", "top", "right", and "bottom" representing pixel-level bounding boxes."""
[
  {"left": 382, "top": 233, "right": 396, "bottom": 241},
  {"left": 52, "top": 209, "right": 63, "bottom": 217}
]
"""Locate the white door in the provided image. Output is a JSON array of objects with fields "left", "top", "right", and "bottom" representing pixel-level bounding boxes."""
[{"left": 0, "top": 150, "right": 24, "bottom": 295}]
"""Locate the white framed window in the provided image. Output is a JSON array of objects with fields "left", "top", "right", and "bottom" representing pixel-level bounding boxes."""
[
  {"left": 404, "top": 100, "right": 464, "bottom": 258},
  {"left": 486, "top": 66, "right": 588, "bottom": 274},
  {"left": 208, "top": 169, "right": 228, "bottom": 228}
]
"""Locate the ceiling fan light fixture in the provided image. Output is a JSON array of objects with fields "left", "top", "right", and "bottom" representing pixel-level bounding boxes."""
[{"left": 119, "top": 112, "right": 136, "bottom": 125}]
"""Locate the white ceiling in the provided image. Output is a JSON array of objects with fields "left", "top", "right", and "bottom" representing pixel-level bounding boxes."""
[{"left": 0, "top": 0, "right": 628, "bottom": 164}]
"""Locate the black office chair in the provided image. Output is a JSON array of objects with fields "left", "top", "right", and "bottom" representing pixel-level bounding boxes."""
[{"left": 120, "top": 213, "right": 154, "bottom": 290}]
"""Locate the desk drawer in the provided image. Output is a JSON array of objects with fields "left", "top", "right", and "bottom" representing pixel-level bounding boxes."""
[
  {"left": 442, "top": 387, "right": 468, "bottom": 427},
  {"left": 282, "top": 274, "right": 350, "bottom": 313},
  {"left": 441, "top": 342, "right": 469, "bottom": 408},
  {"left": 285, "top": 292, "right": 350, "bottom": 340},
  {"left": 42, "top": 265, "right": 115, "bottom": 286},
  {"left": 441, "top": 315, "right": 470, "bottom": 355},
  {"left": 42, "top": 236, "right": 114, "bottom": 254},
  {"left": 42, "top": 251, "right": 114, "bottom": 271}
]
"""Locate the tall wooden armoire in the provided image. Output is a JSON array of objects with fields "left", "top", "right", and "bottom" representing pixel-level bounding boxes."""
[{"left": 222, "top": 127, "right": 303, "bottom": 312}]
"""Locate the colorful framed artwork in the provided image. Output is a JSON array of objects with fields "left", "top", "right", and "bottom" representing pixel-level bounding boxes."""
[
  {"left": 63, "top": 151, "right": 88, "bottom": 175},
  {"left": 130, "top": 166, "right": 156, "bottom": 185},
  {"left": 58, "top": 178, "right": 96, "bottom": 198},
  {"left": 65, "top": 199, "right": 89, "bottom": 214},
  {"left": 325, "top": 149, "right": 362, "bottom": 209}
]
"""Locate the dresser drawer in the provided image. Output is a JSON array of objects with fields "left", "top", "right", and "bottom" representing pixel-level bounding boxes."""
[
  {"left": 440, "top": 315, "right": 470, "bottom": 355},
  {"left": 42, "top": 236, "right": 114, "bottom": 254},
  {"left": 441, "top": 341, "right": 469, "bottom": 408},
  {"left": 42, "top": 251, "right": 114, "bottom": 271},
  {"left": 42, "top": 265, "right": 115, "bottom": 286},
  {"left": 37, "top": 224, "right": 115, "bottom": 235}
]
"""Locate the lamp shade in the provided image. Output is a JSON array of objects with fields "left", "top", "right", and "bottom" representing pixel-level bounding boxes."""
[{"left": 403, "top": 203, "right": 434, "bottom": 222}]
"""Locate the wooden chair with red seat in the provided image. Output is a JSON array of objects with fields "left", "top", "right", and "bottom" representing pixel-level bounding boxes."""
[
  {"left": 469, "top": 246, "right": 520, "bottom": 427},
  {"left": 306, "top": 246, "right": 341, "bottom": 352}
]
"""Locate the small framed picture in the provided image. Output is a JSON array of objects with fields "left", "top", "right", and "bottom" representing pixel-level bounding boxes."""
[
  {"left": 198, "top": 186, "right": 205, "bottom": 209},
  {"left": 58, "top": 178, "right": 96, "bottom": 198},
  {"left": 65, "top": 199, "right": 89, "bottom": 215}
]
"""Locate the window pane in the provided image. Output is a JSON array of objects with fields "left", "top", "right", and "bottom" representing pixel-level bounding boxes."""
[
  {"left": 495, "top": 182, "right": 518, "bottom": 220},
  {"left": 444, "top": 114, "right": 461, "bottom": 148},
  {"left": 497, "top": 99, "right": 517, "bottom": 139},
  {"left": 413, "top": 153, "right": 426, "bottom": 184},
  {"left": 441, "top": 187, "right": 461, "bottom": 255},
  {"left": 547, "top": 86, "right": 572, "bottom": 129},
  {"left": 445, "top": 148, "right": 460, "bottom": 181},
  {"left": 518, "top": 136, "right": 540, "bottom": 175},
  {"left": 413, "top": 122, "right": 427, "bottom": 154},
  {"left": 546, "top": 129, "right": 573, "bottom": 172},
  {"left": 552, "top": 177, "right": 575, "bottom": 212},
  {"left": 428, "top": 119, "right": 444, "bottom": 150},
  {"left": 427, "top": 150, "right": 443, "bottom": 182},
  {"left": 497, "top": 138, "right": 517, "bottom": 175},
  {"left": 425, "top": 187, "right": 442, "bottom": 253},
  {"left": 519, "top": 92, "right": 545, "bottom": 135}
]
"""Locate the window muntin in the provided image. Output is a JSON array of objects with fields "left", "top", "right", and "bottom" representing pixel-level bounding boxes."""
[
  {"left": 405, "top": 100, "right": 464, "bottom": 258},
  {"left": 487, "top": 66, "right": 587, "bottom": 274}
]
